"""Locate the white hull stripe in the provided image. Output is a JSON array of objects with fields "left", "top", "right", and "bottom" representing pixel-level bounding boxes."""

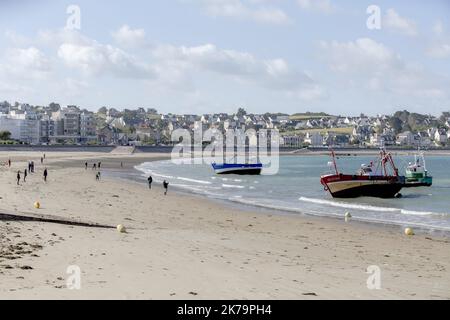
[{"left": 326, "top": 180, "right": 392, "bottom": 193}]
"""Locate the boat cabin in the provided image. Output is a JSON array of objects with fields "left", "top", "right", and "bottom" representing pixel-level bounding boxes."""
[{"left": 358, "top": 164, "right": 374, "bottom": 176}]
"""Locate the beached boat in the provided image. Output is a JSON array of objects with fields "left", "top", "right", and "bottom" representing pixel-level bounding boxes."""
[
  {"left": 212, "top": 162, "right": 263, "bottom": 175},
  {"left": 320, "top": 149, "right": 405, "bottom": 198},
  {"left": 404, "top": 152, "right": 433, "bottom": 187}
]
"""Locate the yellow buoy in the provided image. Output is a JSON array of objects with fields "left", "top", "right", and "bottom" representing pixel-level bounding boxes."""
[
  {"left": 345, "top": 212, "right": 352, "bottom": 222},
  {"left": 34, "top": 202, "right": 41, "bottom": 209},
  {"left": 404, "top": 228, "right": 414, "bottom": 236},
  {"left": 117, "top": 225, "right": 126, "bottom": 233}
]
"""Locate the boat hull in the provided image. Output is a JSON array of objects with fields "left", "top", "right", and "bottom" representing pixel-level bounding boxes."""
[
  {"left": 212, "top": 163, "right": 262, "bottom": 175},
  {"left": 321, "top": 174, "right": 405, "bottom": 198},
  {"left": 404, "top": 176, "right": 433, "bottom": 188}
]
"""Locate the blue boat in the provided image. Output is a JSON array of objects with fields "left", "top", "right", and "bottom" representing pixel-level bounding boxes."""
[{"left": 212, "top": 162, "right": 263, "bottom": 175}]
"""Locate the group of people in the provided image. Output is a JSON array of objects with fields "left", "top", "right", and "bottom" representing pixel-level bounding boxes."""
[
  {"left": 81, "top": 160, "right": 169, "bottom": 194},
  {"left": 84, "top": 161, "right": 102, "bottom": 182},
  {"left": 15, "top": 156, "right": 48, "bottom": 185},
  {"left": 28, "top": 161, "right": 36, "bottom": 173},
  {"left": 85, "top": 161, "right": 102, "bottom": 170},
  {"left": 147, "top": 175, "right": 170, "bottom": 195}
]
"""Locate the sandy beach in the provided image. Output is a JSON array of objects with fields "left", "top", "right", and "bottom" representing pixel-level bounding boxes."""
[{"left": 0, "top": 151, "right": 449, "bottom": 300}]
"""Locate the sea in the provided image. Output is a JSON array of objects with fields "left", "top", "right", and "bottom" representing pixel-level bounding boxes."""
[{"left": 134, "top": 155, "right": 450, "bottom": 232}]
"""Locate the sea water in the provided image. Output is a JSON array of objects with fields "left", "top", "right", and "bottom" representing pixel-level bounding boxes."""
[{"left": 135, "top": 155, "right": 450, "bottom": 232}]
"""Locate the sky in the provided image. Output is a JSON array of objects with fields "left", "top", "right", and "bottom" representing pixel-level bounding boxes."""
[{"left": 0, "top": 0, "right": 449, "bottom": 115}]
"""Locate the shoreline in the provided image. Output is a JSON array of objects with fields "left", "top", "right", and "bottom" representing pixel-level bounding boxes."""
[
  {"left": 1, "top": 151, "right": 449, "bottom": 299},
  {"left": 123, "top": 157, "right": 450, "bottom": 237},
  {"left": 3, "top": 144, "right": 450, "bottom": 156},
  {"left": 110, "top": 164, "right": 450, "bottom": 238}
]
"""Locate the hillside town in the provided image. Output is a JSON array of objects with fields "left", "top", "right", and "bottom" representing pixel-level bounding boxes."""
[{"left": 1, "top": 100, "right": 450, "bottom": 149}]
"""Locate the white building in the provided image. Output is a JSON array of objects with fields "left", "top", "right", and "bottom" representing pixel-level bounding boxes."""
[
  {"left": 305, "top": 132, "right": 323, "bottom": 147},
  {"left": 282, "top": 135, "right": 303, "bottom": 148},
  {"left": 397, "top": 131, "right": 417, "bottom": 146},
  {"left": 434, "top": 129, "right": 448, "bottom": 145},
  {"left": 49, "top": 107, "right": 96, "bottom": 143},
  {"left": 0, "top": 113, "right": 40, "bottom": 144}
]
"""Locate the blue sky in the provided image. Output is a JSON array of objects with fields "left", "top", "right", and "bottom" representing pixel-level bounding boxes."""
[{"left": 0, "top": 0, "right": 449, "bottom": 115}]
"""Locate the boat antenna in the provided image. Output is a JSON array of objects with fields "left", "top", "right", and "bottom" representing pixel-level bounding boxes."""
[
  {"left": 421, "top": 149, "right": 427, "bottom": 172},
  {"left": 330, "top": 148, "right": 339, "bottom": 175}
]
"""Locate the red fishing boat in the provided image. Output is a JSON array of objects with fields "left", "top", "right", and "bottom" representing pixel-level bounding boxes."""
[{"left": 320, "top": 149, "right": 406, "bottom": 198}]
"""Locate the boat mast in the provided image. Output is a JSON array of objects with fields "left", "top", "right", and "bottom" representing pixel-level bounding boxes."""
[
  {"left": 423, "top": 153, "right": 427, "bottom": 171},
  {"left": 330, "top": 149, "right": 339, "bottom": 175},
  {"left": 387, "top": 152, "right": 399, "bottom": 176},
  {"left": 380, "top": 148, "right": 398, "bottom": 177},
  {"left": 418, "top": 147, "right": 427, "bottom": 172},
  {"left": 381, "top": 149, "right": 387, "bottom": 176}
]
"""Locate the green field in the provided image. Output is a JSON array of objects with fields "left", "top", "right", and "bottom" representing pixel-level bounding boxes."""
[
  {"left": 289, "top": 113, "right": 334, "bottom": 121},
  {"left": 148, "top": 114, "right": 162, "bottom": 120},
  {"left": 282, "top": 126, "right": 354, "bottom": 136}
]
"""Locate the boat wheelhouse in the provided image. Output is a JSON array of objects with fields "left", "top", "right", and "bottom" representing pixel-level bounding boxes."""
[{"left": 404, "top": 152, "right": 433, "bottom": 187}]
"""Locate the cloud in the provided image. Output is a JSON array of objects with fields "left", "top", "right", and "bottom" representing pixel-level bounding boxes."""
[
  {"left": 187, "top": 0, "right": 292, "bottom": 25},
  {"left": 151, "top": 43, "right": 325, "bottom": 99},
  {"left": 0, "top": 81, "right": 33, "bottom": 94},
  {"left": 0, "top": 47, "right": 51, "bottom": 80},
  {"left": 320, "top": 38, "right": 448, "bottom": 100},
  {"left": 4, "top": 30, "right": 31, "bottom": 46},
  {"left": 112, "top": 25, "right": 147, "bottom": 48},
  {"left": 2, "top": 27, "right": 327, "bottom": 107},
  {"left": 320, "top": 38, "right": 401, "bottom": 73},
  {"left": 427, "top": 43, "right": 450, "bottom": 59},
  {"left": 296, "top": 84, "right": 328, "bottom": 101},
  {"left": 427, "top": 20, "right": 450, "bottom": 59},
  {"left": 57, "top": 34, "right": 155, "bottom": 79},
  {"left": 433, "top": 20, "right": 444, "bottom": 36},
  {"left": 297, "top": 0, "right": 334, "bottom": 14},
  {"left": 34, "top": 28, "right": 322, "bottom": 99},
  {"left": 384, "top": 9, "right": 418, "bottom": 37},
  {"left": 63, "top": 78, "right": 90, "bottom": 97},
  {"left": 55, "top": 29, "right": 318, "bottom": 95},
  {"left": 10, "top": 47, "right": 51, "bottom": 71}
]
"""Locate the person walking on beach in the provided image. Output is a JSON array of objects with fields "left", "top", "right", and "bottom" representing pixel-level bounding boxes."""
[
  {"left": 43, "top": 168, "right": 48, "bottom": 182},
  {"left": 40, "top": 157, "right": 44, "bottom": 164},
  {"left": 28, "top": 161, "right": 31, "bottom": 173},
  {"left": 148, "top": 176, "right": 153, "bottom": 189},
  {"left": 8, "top": 159, "right": 11, "bottom": 168},
  {"left": 24, "top": 169, "right": 27, "bottom": 182},
  {"left": 163, "top": 180, "right": 169, "bottom": 196},
  {"left": 85, "top": 162, "right": 88, "bottom": 170},
  {"left": 31, "top": 161, "right": 35, "bottom": 173},
  {"left": 92, "top": 163, "right": 97, "bottom": 170},
  {"left": 96, "top": 172, "right": 101, "bottom": 181},
  {"left": 16, "top": 171, "right": 21, "bottom": 185},
  {"left": 98, "top": 162, "right": 102, "bottom": 169}
]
